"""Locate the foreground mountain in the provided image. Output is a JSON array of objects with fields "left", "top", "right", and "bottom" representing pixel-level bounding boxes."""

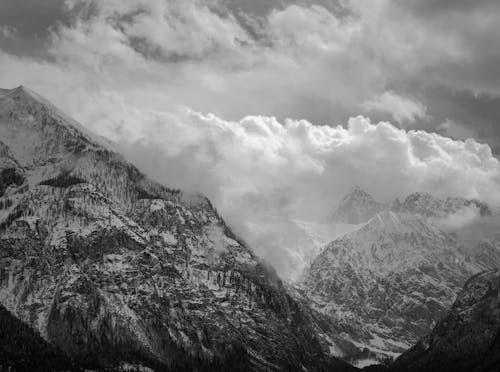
[
  {"left": 0, "top": 86, "right": 355, "bottom": 372},
  {"left": 329, "top": 187, "right": 387, "bottom": 224},
  {"left": 300, "top": 209, "right": 500, "bottom": 366},
  {"left": 0, "top": 304, "right": 82, "bottom": 372},
  {"left": 391, "top": 269, "right": 500, "bottom": 372}
]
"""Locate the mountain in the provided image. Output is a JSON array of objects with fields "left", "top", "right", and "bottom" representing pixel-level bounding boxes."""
[
  {"left": 0, "top": 304, "right": 82, "bottom": 372},
  {"left": 0, "top": 86, "right": 355, "bottom": 372},
  {"left": 391, "top": 269, "right": 500, "bottom": 372},
  {"left": 300, "top": 209, "right": 500, "bottom": 366},
  {"left": 329, "top": 188, "right": 491, "bottom": 226},
  {"left": 243, "top": 214, "right": 359, "bottom": 281},
  {"left": 393, "top": 192, "right": 492, "bottom": 218},
  {"left": 328, "top": 187, "right": 387, "bottom": 224}
]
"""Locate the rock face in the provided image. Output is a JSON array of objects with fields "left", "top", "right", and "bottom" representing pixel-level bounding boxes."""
[
  {"left": 0, "top": 86, "right": 355, "bottom": 372},
  {"left": 300, "top": 206, "right": 500, "bottom": 365},
  {"left": 393, "top": 192, "right": 492, "bottom": 218},
  {"left": 329, "top": 187, "right": 387, "bottom": 224},
  {"left": 392, "top": 269, "right": 500, "bottom": 372}
]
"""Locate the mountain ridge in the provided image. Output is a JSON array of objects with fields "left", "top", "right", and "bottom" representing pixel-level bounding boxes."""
[
  {"left": 390, "top": 269, "right": 500, "bottom": 372},
  {"left": 301, "top": 199, "right": 500, "bottom": 365},
  {"left": 0, "top": 85, "right": 355, "bottom": 372}
]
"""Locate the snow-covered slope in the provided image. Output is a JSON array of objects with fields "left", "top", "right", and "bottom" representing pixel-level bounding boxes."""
[
  {"left": 329, "top": 187, "right": 387, "bottom": 224},
  {"left": 300, "top": 209, "right": 500, "bottom": 365},
  {"left": 0, "top": 86, "right": 355, "bottom": 372},
  {"left": 391, "top": 269, "right": 500, "bottom": 372}
]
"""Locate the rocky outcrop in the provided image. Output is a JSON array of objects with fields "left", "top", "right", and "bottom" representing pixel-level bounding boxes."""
[
  {"left": 394, "top": 192, "right": 491, "bottom": 218},
  {"left": 391, "top": 269, "right": 500, "bottom": 372}
]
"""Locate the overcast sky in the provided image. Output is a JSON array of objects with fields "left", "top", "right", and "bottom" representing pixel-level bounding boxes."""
[{"left": 2, "top": 0, "right": 500, "bottom": 278}]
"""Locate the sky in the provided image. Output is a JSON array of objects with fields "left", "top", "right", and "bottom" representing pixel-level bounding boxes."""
[{"left": 1, "top": 0, "right": 500, "bottom": 279}]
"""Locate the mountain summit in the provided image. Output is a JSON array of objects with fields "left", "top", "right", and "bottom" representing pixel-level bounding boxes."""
[
  {"left": 0, "top": 86, "right": 354, "bottom": 372},
  {"left": 329, "top": 187, "right": 387, "bottom": 224}
]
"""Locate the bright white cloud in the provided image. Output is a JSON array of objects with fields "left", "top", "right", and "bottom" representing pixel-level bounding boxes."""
[{"left": 115, "top": 109, "right": 500, "bottom": 278}]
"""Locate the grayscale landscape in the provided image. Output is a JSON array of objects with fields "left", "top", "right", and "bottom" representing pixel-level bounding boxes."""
[{"left": 0, "top": 1, "right": 499, "bottom": 371}]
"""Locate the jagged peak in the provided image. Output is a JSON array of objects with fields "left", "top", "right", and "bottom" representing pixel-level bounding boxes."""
[
  {"left": 328, "top": 186, "right": 386, "bottom": 224},
  {"left": 0, "top": 85, "right": 113, "bottom": 164},
  {"left": 357, "top": 209, "right": 443, "bottom": 238},
  {"left": 397, "top": 191, "right": 491, "bottom": 217},
  {"left": 0, "top": 85, "right": 40, "bottom": 100},
  {"left": 341, "top": 186, "right": 374, "bottom": 201}
]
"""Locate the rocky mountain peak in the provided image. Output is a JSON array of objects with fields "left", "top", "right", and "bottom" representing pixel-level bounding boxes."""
[
  {"left": 0, "top": 85, "right": 108, "bottom": 169},
  {"left": 329, "top": 187, "right": 387, "bottom": 224},
  {"left": 395, "top": 191, "right": 491, "bottom": 217}
]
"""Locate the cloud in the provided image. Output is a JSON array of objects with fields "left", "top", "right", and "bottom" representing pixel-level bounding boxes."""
[
  {"left": 3, "top": 0, "right": 500, "bottom": 138},
  {"left": 437, "top": 118, "right": 476, "bottom": 140},
  {"left": 112, "top": 109, "right": 500, "bottom": 279},
  {"left": 0, "top": 25, "right": 16, "bottom": 39},
  {"left": 429, "top": 205, "right": 482, "bottom": 231},
  {"left": 363, "top": 91, "right": 427, "bottom": 124}
]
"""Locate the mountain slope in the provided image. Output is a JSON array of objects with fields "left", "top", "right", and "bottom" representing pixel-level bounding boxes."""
[
  {"left": 0, "top": 86, "right": 355, "bottom": 372},
  {"left": 0, "top": 304, "right": 82, "bottom": 372},
  {"left": 300, "top": 210, "right": 500, "bottom": 365},
  {"left": 391, "top": 269, "right": 500, "bottom": 372}
]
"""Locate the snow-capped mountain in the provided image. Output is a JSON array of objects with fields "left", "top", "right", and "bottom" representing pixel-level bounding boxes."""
[
  {"left": 0, "top": 86, "right": 355, "bottom": 372},
  {"left": 391, "top": 269, "right": 500, "bottom": 372},
  {"left": 330, "top": 188, "right": 491, "bottom": 226},
  {"left": 300, "top": 208, "right": 500, "bottom": 365},
  {"left": 393, "top": 192, "right": 492, "bottom": 218},
  {"left": 329, "top": 187, "right": 387, "bottom": 224}
]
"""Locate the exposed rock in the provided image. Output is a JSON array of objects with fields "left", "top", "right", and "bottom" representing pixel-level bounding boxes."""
[
  {"left": 0, "top": 86, "right": 355, "bottom": 372},
  {"left": 300, "top": 210, "right": 500, "bottom": 365},
  {"left": 391, "top": 269, "right": 500, "bottom": 372}
]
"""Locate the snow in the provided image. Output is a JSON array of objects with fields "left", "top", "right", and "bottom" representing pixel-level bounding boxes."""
[
  {"left": 355, "top": 358, "right": 380, "bottom": 368},
  {"left": 161, "top": 231, "right": 178, "bottom": 245},
  {"left": 149, "top": 199, "right": 165, "bottom": 212}
]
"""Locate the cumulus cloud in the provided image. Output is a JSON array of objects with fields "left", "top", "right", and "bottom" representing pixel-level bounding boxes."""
[
  {"left": 430, "top": 205, "right": 482, "bottom": 231},
  {"left": 117, "top": 110, "right": 500, "bottom": 279}
]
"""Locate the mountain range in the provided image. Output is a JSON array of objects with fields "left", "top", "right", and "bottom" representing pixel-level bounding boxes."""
[
  {"left": 0, "top": 86, "right": 355, "bottom": 372},
  {"left": 0, "top": 86, "right": 499, "bottom": 372},
  {"left": 300, "top": 187, "right": 500, "bottom": 366}
]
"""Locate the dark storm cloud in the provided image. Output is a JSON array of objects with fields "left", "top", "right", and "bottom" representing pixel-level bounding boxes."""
[
  {"left": 403, "top": 0, "right": 499, "bottom": 15},
  {"left": 0, "top": 0, "right": 67, "bottom": 57}
]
